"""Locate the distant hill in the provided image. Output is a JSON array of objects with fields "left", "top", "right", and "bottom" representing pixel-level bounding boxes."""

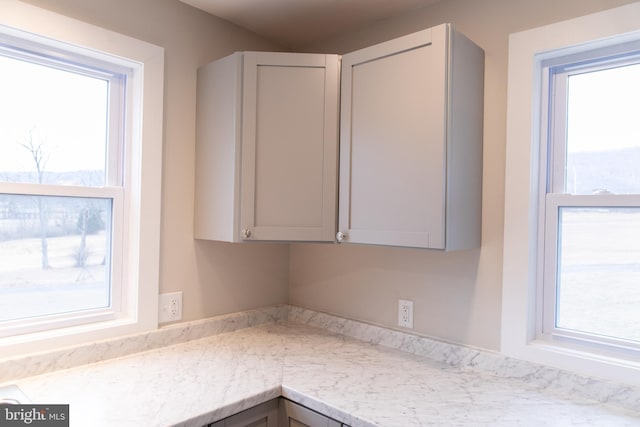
[{"left": 566, "top": 147, "right": 640, "bottom": 194}]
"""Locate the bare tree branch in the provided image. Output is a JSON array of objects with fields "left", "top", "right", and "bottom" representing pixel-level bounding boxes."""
[
  {"left": 20, "top": 130, "right": 51, "bottom": 269},
  {"left": 20, "top": 130, "right": 51, "bottom": 184}
]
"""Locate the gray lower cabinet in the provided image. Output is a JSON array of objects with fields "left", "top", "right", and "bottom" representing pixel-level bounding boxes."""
[
  {"left": 209, "top": 398, "right": 347, "bottom": 427},
  {"left": 278, "top": 398, "right": 341, "bottom": 427},
  {"left": 209, "top": 399, "right": 278, "bottom": 427}
]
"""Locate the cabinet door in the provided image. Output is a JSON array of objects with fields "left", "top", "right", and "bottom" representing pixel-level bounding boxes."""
[
  {"left": 240, "top": 52, "right": 339, "bottom": 242},
  {"left": 338, "top": 26, "right": 448, "bottom": 249},
  {"left": 278, "top": 399, "right": 341, "bottom": 427}
]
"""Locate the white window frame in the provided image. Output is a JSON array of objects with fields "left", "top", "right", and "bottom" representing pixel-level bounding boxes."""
[
  {"left": 542, "top": 196, "right": 640, "bottom": 354},
  {"left": 502, "top": 2, "right": 640, "bottom": 387},
  {"left": 0, "top": 0, "right": 163, "bottom": 358},
  {"left": 0, "top": 35, "right": 129, "bottom": 338},
  {"left": 540, "top": 47, "right": 640, "bottom": 353}
]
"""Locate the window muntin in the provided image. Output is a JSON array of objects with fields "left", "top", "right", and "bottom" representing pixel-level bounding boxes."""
[
  {"left": 542, "top": 49, "right": 640, "bottom": 351},
  {"left": 0, "top": 35, "right": 128, "bottom": 336}
]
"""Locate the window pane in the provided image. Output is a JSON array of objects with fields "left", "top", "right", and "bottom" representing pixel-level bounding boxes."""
[
  {"left": 0, "top": 195, "right": 111, "bottom": 322},
  {"left": 0, "top": 54, "right": 108, "bottom": 186},
  {"left": 565, "top": 62, "right": 640, "bottom": 195},
  {"left": 556, "top": 207, "right": 640, "bottom": 342}
]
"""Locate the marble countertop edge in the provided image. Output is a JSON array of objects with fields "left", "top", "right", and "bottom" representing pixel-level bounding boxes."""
[
  {"left": 281, "top": 385, "right": 376, "bottom": 427},
  {"left": 2, "top": 304, "right": 640, "bottom": 422},
  {"left": 0, "top": 305, "right": 289, "bottom": 384},
  {"left": 287, "top": 306, "right": 640, "bottom": 413},
  {"left": 177, "top": 386, "right": 283, "bottom": 427}
]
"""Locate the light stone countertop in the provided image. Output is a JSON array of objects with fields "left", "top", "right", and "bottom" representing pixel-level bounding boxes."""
[{"left": 4, "top": 308, "right": 640, "bottom": 427}]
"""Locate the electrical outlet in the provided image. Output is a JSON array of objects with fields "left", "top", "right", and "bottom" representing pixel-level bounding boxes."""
[
  {"left": 159, "top": 291, "right": 182, "bottom": 323},
  {"left": 398, "top": 299, "right": 414, "bottom": 328}
]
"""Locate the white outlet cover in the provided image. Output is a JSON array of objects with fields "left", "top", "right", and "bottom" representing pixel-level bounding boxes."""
[
  {"left": 398, "top": 299, "right": 414, "bottom": 328},
  {"left": 159, "top": 291, "right": 183, "bottom": 323}
]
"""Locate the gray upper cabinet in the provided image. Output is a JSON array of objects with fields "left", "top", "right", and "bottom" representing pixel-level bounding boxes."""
[
  {"left": 337, "top": 23, "right": 484, "bottom": 250},
  {"left": 194, "top": 51, "right": 340, "bottom": 242},
  {"left": 195, "top": 24, "right": 484, "bottom": 249}
]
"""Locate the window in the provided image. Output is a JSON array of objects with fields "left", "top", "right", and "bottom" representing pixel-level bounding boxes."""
[
  {"left": 541, "top": 47, "right": 640, "bottom": 352},
  {"left": 502, "top": 2, "right": 640, "bottom": 387},
  {"left": 0, "top": 1, "right": 163, "bottom": 357},
  {"left": 0, "top": 35, "right": 127, "bottom": 336}
]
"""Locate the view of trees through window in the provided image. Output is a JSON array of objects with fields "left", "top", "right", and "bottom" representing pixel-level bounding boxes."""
[
  {"left": 0, "top": 48, "right": 113, "bottom": 325},
  {"left": 0, "top": 195, "right": 111, "bottom": 321}
]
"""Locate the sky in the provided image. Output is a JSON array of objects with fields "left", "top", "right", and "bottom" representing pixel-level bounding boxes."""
[
  {"left": 1, "top": 46, "right": 638, "bottom": 171},
  {"left": 567, "top": 62, "right": 640, "bottom": 153},
  {"left": 0, "top": 54, "right": 108, "bottom": 174}
]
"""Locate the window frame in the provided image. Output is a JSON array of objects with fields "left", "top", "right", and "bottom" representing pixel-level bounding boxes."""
[
  {"left": 0, "top": 0, "right": 163, "bottom": 358},
  {"left": 502, "top": 2, "right": 640, "bottom": 387},
  {"left": 0, "top": 186, "right": 124, "bottom": 336},
  {"left": 541, "top": 195, "right": 640, "bottom": 353},
  {"left": 539, "top": 49, "right": 640, "bottom": 353},
  {"left": 0, "top": 37, "right": 129, "bottom": 336}
]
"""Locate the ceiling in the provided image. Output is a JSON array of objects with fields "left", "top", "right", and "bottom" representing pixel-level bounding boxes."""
[{"left": 180, "top": 0, "right": 442, "bottom": 49}]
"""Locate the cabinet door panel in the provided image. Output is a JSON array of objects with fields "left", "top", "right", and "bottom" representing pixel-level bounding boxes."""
[
  {"left": 241, "top": 52, "right": 339, "bottom": 242},
  {"left": 339, "top": 27, "right": 447, "bottom": 248},
  {"left": 278, "top": 399, "right": 340, "bottom": 427},
  {"left": 254, "top": 65, "right": 325, "bottom": 228}
]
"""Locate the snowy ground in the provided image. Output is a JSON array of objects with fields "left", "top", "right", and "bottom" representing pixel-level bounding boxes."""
[
  {"left": 0, "top": 233, "right": 109, "bottom": 322},
  {"left": 556, "top": 209, "right": 640, "bottom": 342}
]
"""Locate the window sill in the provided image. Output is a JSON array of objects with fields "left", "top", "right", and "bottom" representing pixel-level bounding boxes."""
[{"left": 506, "top": 339, "right": 640, "bottom": 390}]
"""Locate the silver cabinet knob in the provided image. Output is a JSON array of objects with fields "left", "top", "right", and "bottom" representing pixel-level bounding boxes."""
[
  {"left": 336, "top": 231, "right": 347, "bottom": 242},
  {"left": 241, "top": 228, "right": 252, "bottom": 239}
]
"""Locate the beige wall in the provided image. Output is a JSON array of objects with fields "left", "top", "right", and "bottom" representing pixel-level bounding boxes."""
[
  {"left": 22, "top": 0, "right": 638, "bottom": 351},
  {"left": 291, "top": 0, "right": 638, "bottom": 351},
  {"left": 25, "top": 0, "right": 291, "bottom": 321}
]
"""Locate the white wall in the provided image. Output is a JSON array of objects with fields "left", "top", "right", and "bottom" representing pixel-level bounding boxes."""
[
  {"left": 290, "top": 0, "right": 638, "bottom": 351},
  {"left": 25, "top": 0, "right": 291, "bottom": 321}
]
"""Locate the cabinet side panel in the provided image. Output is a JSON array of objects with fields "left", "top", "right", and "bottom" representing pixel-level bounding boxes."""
[
  {"left": 194, "top": 53, "right": 241, "bottom": 241},
  {"left": 445, "top": 30, "right": 484, "bottom": 250},
  {"left": 320, "top": 54, "right": 340, "bottom": 242}
]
